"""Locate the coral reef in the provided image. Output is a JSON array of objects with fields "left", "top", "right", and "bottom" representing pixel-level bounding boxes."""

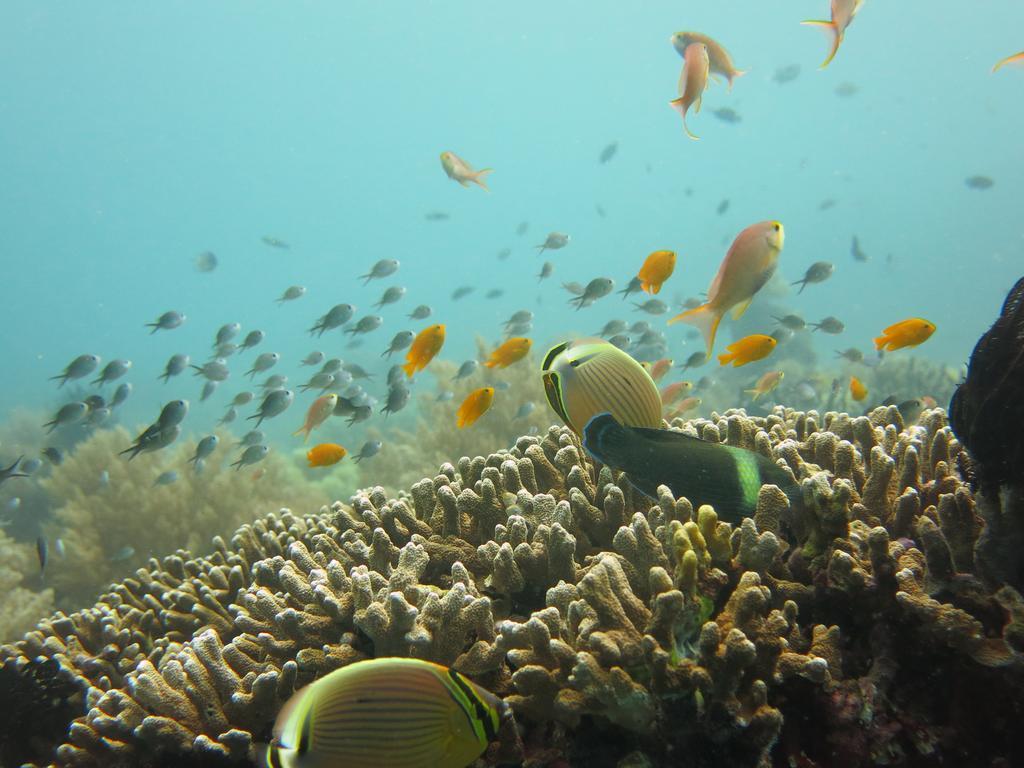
[
  {"left": 37, "top": 427, "right": 337, "bottom": 610},
  {"left": 2, "top": 405, "right": 1023, "bottom": 767},
  {"left": 0, "top": 528, "right": 54, "bottom": 643}
]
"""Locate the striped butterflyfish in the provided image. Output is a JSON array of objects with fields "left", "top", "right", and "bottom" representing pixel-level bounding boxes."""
[
  {"left": 582, "top": 412, "right": 800, "bottom": 522},
  {"left": 541, "top": 338, "right": 662, "bottom": 433},
  {"left": 264, "top": 657, "right": 509, "bottom": 768}
]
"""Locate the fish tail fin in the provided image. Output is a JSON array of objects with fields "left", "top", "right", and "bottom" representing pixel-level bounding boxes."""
[
  {"left": 667, "top": 303, "right": 721, "bottom": 358},
  {"left": 717, "top": 350, "right": 736, "bottom": 366},
  {"left": 744, "top": 388, "right": 761, "bottom": 401},
  {"left": 482, "top": 360, "right": 498, "bottom": 369},
  {"left": 472, "top": 169, "right": 493, "bottom": 191},
  {"left": 668, "top": 97, "right": 699, "bottom": 140},
  {"left": 727, "top": 69, "right": 748, "bottom": 91},
  {"left": 873, "top": 335, "right": 888, "bottom": 351},
  {"left": 801, "top": 19, "right": 841, "bottom": 68},
  {"left": 401, "top": 361, "right": 416, "bottom": 378}
]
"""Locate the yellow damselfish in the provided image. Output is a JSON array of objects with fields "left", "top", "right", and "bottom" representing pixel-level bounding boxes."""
[{"left": 456, "top": 386, "right": 495, "bottom": 428}]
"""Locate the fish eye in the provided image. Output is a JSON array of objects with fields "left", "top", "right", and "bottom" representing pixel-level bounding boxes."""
[{"left": 772, "top": 223, "right": 780, "bottom": 231}]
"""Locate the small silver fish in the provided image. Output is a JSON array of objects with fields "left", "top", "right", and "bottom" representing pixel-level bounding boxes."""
[
  {"left": 381, "top": 385, "right": 411, "bottom": 417},
  {"left": 160, "top": 353, "right": 190, "bottom": 383},
  {"left": 374, "top": 286, "right": 406, "bottom": 309},
  {"left": 407, "top": 304, "right": 432, "bottom": 320},
  {"left": 240, "top": 330, "right": 265, "bottom": 350},
  {"left": 232, "top": 444, "right": 269, "bottom": 470},
  {"left": 451, "top": 286, "right": 474, "bottom": 300},
  {"left": 54, "top": 538, "right": 66, "bottom": 558},
  {"left": 50, "top": 354, "right": 100, "bottom": 387},
  {"left": 301, "top": 351, "right": 325, "bottom": 366},
  {"left": 386, "top": 365, "right": 405, "bottom": 388},
  {"left": 239, "top": 429, "right": 265, "bottom": 447},
  {"left": 232, "top": 391, "right": 255, "bottom": 406},
  {"left": 353, "top": 440, "right": 382, "bottom": 463},
  {"left": 454, "top": 360, "right": 479, "bottom": 380},
  {"left": 810, "top": 316, "right": 845, "bottom": 334},
  {"left": 36, "top": 537, "right": 47, "bottom": 574},
  {"left": 598, "top": 319, "right": 627, "bottom": 337},
  {"left": 345, "top": 405, "right": 372, "bottom": 426},
  {"left": 562, "top": 281, "right": 585, "bottom": 296},
  {"left": 299, "top": 372, "right": 336, "bottom": 393},
  {"left": 91, "top": 359, "right": 132, "bottom": 386},
  {"left": 344, "top": 315, "right": 383, "bottom": 335},
  {"left": 20, "top": 458, "right": 42, "bottom": 475},
  {"left": 192, "top": 359, "right": 230, "bottom": 382},
  {"left": 382, "top": 330, "right": 415, "bottom": 358},
  {"left": 277, "top": 286, "right": 306, "bottom": 304},
  {"left": 792, "top": 262, "right": 835, "bottom": 293},
  {"left": 261, "top": 374, "right": 288, "bottom": 390},
  {"left": 536, "top": 232, "right": 570, "bottom": 255},
  {"left": 537, "top": 262, "right": 553, "bottom": 282},
  {"left": 214, "top": 342, "right": 238, "bottom": 358},
  {"left": 195, "top": 251, "right": 218, "bottom": 272},
  {"left": 504, "top": 310, "right": 533, "bottom": 326},
  {"left": 309, "top": 304, "right": 356, "bottom": 336},
  {"left": 773, "top": 314, "right": 806, "bottom": 331},
  {"left": 607, "top": 334, "right": 631, "bottom": 350},
  {"left": 246, "top": 352, "right": 280, "bottom": 379},
  {"left": 436, "top": 391, "right": 455, "bottom": 402},
  {"left": 154, "top": 470, "right": 179, "bottom": 487},
  {"left": 214, "top": 323, "right": 241, "bottom": 347},
  {"left": 43, "top": 402, "right": 89, "bottom": 433},
  {"left": 146, "top": 311, "right": 186, "bottom": 333},
  {"left": 190, "top": 435, "right": 219, "bottom": 467},
  {"left": 359, "top": 259, "right": 399, "bottom": 284},
  {"left": 109, "top": 545, "right": 136, "bottom": 562},
  {"left": 618, "top": 276, "right": 643, "bottom": 300},
  {"left": 632, "top": 299, "right": 668, "bottom": 315},
  {"left": 570, "top": 277, "right": 615, "bottom": 310},
  {"left": 219, "top": 407, "right": 238, "bottom": 425},
  {"left": 342, "top": 362, "right": 373, "bottom": 380},
  {"left": 249, "top": 390, "right": 294, "bottom": 427},
  {"left": 200, "top": 380, "right": 218, "bottom": 402},
  {"left": 42, "top": 447, "right": 65, "bottom": 466}
]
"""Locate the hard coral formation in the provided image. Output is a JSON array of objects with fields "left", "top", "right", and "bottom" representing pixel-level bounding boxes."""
[
  {"left": 38, "top": 427, "right": 334, "bottom": 610},
  {"left": 2, "top": 405, "right": 1023, "bottom": 767}
]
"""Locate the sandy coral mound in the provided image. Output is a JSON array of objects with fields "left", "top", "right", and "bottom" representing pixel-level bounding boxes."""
[{"left": 2, "top": 406, "right": 1023, "bottom": 768}]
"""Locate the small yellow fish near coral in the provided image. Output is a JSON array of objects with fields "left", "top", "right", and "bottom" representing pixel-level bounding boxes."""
[
  {"left": 440, "top": 151, "right": 492, "bottom": 191},
  {"left": 873, "top": 318, "right": 936, "bottom": 352},
  {"left": 403, "top": 323, "right": 446, "bottom": 377},
  {"left": 262, "top": 657, "right": 509, "bottom": 768},
  {"left": 670, "top": 42, "right": 710, "bottom": 140},
  {"left": 745, "top": 370, "right": 784, "bottom": 401},
  {"left": 484, "top": 337, "right": 532, "bottom": 368},
  {"left": 802, "top": 0, "right": 864, "bottom": 69},
  {"left": 849, "top": 375, "right": 868, "bottom": 402},
  {"left": 306, "top": 443, "right": 347, "bottom": 468},
  {"left": 457, "top": 386, "right": 495, "bottom": 428},
  {"left": 993, "top": 51, "right": 1024, "bottom": 73},
  {"left": 668, "top": 221, "right": 785, "bottom": 357},
  {"left": 293, "top": 393, "right": 337, "bottom": 443},
  {"left": 719, "top": 334, "right": 777, "bottom": 367},
  {"left": 637, "top": 250, "right": 676, "bottom": 294},
  {"left": 670, "top": 31, "right": 747, "bottom": 89}
]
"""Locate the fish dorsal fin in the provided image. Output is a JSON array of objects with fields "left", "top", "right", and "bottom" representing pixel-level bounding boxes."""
[{"left": 731, "top": 296, "right": 754, "bottom": 320}]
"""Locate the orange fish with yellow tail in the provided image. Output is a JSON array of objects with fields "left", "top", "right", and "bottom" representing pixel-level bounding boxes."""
[
  {"left": 873, "top": 318, "right": 936, "bottom": 352},
  {"left": 483, "top": 337, "right": 532, "bottom": 369},
  {"left": 718, "top": 334, "right": 776, "bottom": 367},
  {"left": 668, "top": 221, "right": 784, "bottom": 357},
  {"left": 307, "top": 443, "right": 347, "bottom": 468},
  {"left": 403, "top": 324, "right": 446, "bottom": 377},
  {"left": 637, "top": 250, "right": 676, "bottom": 294},
  {"left": 456, "top": 387, "right": 494, "bottom": 428}
]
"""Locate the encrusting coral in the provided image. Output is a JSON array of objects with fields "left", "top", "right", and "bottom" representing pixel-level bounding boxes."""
[{"left": 2, "top": 404, "right": 1023, "bottom": 767}]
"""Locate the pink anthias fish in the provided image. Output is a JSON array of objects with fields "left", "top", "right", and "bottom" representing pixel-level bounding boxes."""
[
  {"left": 801, "top": 0, "right": 864, "bottom": 69},
  {"left": 993, "top": 51, "right": 1024, "bottom": 73},
  {"left": 670, "top": 31, "right": 747, "bottom": 90},
  {"left": 293, "top": 394, "right": 338, "bottom": 443},
  {"left": 669, "top": 42, "right": 710, "bottom": 140},
  {"left": 440, "top": 151, "right": 493, "bottom": 191},
  {"left": 667, "top": 221, "right": 785, "bottom": 357}
]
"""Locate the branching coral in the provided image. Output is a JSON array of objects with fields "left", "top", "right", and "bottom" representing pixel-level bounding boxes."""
[{"left": 2, "top": 404, "right": 1023, "bottom": 768}]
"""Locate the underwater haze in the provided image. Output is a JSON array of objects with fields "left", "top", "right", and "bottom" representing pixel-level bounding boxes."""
[{"left": 2, "top": 1, "right": 1024, "bottom": 765}]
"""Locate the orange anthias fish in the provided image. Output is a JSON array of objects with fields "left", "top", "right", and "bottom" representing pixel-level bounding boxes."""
[
  {"left": 801, "top": 0, "right": 864, "bottom": 69},
  {"left": 483, "top": 337, "right": 532, "bottom": 368},
  {"left": 670, "top": 31, "right": 747, "bottom": 89},
  {"left": 745, "top": 370, "right": 784, "bottom": 401},
  {"left": 873, "top": 318, "right": 936, "bottom": 352},
  {"left": 668, "top": 221, "right": 785, "bottom": 357},
  {"left": 440, "top": 151, "right": 492, "bottom": 191},
  {"left": 669, "top": 42, "right": 710, "bottom": 140},
  {"left": 647, "top": 357, "right": 674, "bottom": 382},
  {"left": 666, "top": 395, "right": 702, "bottom": 420},
  {"left": 849, "top": 376, "right": 868, "bottom": 402},
  {"left": 718, "top": 334, "right": 777, "bottom": 367},
  {"left": 403, "top": 324, "right": 446, "bottom": 377},
  {"left": 456, "top": 387, "right": 494, "bottom": 428},
  {"left": 307, "top": 443, "right": 347, "bottom": 468},
  {"left": 659, "top": 379, "right": 694, "bottom": 406},
  {"left": 638, "top": 250, "right": 676, "bottom": 294},
  {"left": 293, "top": 393, "right": 338, "bottom": 443},
  {"left": 993, "top": 51, "right": 1024, "bottom": 73}
]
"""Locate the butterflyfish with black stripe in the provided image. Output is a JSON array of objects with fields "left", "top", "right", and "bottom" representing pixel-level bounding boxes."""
[
  {"left": 262, "top": 657, "right": 510, "bottom": 768},
  {"left": 582, "top": 412, "right": 800, "bottom": 523},
  {"left": 541, "top": 338, "right": 662, "bottom": 434}
]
